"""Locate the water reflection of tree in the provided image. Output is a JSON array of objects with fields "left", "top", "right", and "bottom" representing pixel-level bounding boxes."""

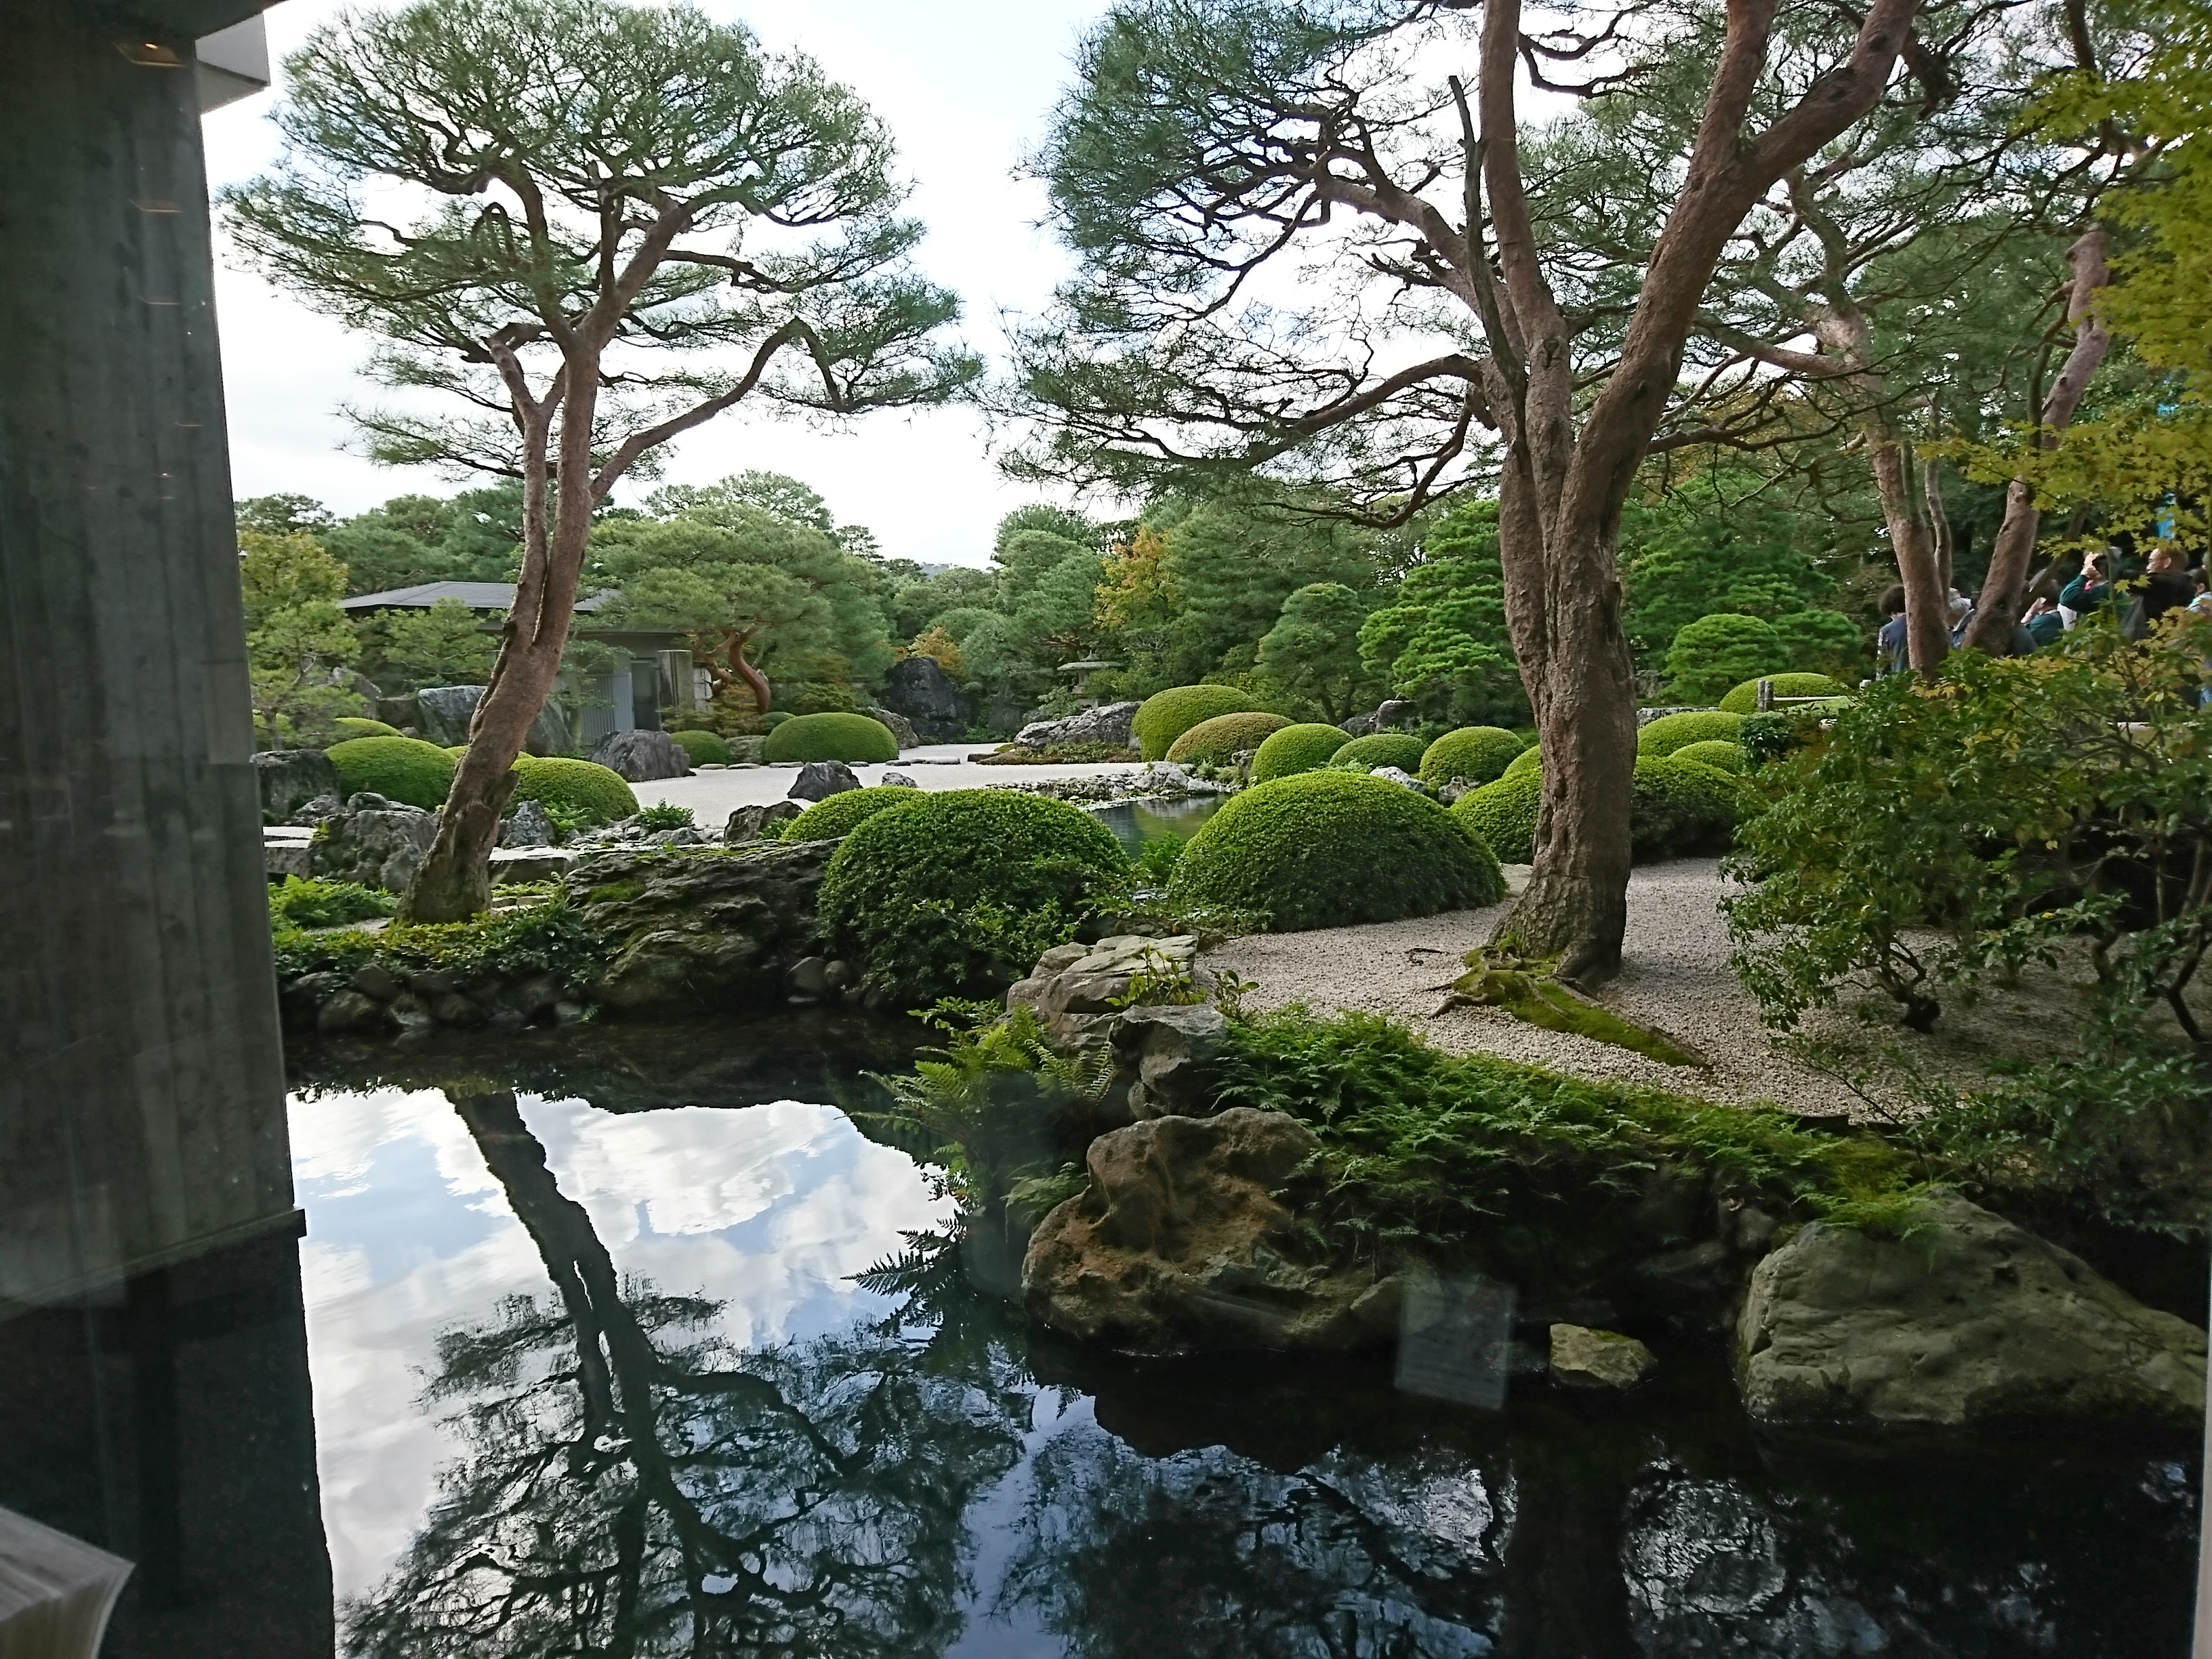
[{"left": 342, "top": 1085, "right": 1027, "bottom": 1658}]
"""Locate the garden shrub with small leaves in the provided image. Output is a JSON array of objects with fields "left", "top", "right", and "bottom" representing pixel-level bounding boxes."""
[
  {"left": 779, "top": 785, "right": 931, "bottom": 842},
  {"left": 1418, "top": 725, "right": 1526, "bottom": 787},
  {"left": 1167, "top": 710, "right": 1292, "bottom": 766},
  {"left": 1131, "top": 684, "right": 1262, "bottom": 760},
  {"left": 762, "top": 711, "right": 899, "bottom": 763},
  {"left": 509, "top": 756, "right": 638, "bottom": 826},
  {"left": 1249, "top": 722, "right": 1351, "bottom": 781},
  {"left": 1717, "top": 672, "right": 1850, "bottom": 714},
  {"left": 1637, "top": 709, "right": 1746, "bottom": 756},
  {"left": 1328, "top": 731, "right": 1425, "bottom": 775},
  {"left": 326, "top": 736, "right": 457, "bottom": 809},
  {"left": 668, "top": 728, "right": 730, "bottom": 766}
]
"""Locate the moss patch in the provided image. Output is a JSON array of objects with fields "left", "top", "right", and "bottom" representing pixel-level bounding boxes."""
[{"left": 1445, "top": 951, "right": 1703, "bottom": 1067}]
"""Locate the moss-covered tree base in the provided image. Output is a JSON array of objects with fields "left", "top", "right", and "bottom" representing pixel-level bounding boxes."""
[{"left": 1444, "top": 949, "right": 1704, "bottom": 1067}]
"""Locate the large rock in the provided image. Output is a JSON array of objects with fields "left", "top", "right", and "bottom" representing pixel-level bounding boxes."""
[
  {"left": 501, "top": 798, "right": 556, "bottom": 848},
  {"left": 724, "top": 800, "right": 804, "bottom": 843},
  {"left": 1006, "top": 933, "right": 1209, "bottom": 1048},
  {"left": 588, "top": 729, "right": 692, "bottom": 782},
  {"left": 1013, "top": 700, "right": 1140, "bottom": 752},
  {"left": 865, "top": 705, "right": 922, "bottom": 750},
  {"left": 415, "top": 684, "right": 572, "bottom": 756},
  {"left": 787, "top": 760, "right": 861, "bottom": 801},
  {"left": 1550, "top": 1323, "right": 1657, "bottom": 1389},
  {"left": 254, "top": 749, "right": 341, "bottom": 822},
  {"left": 1023, "top": 1107, "right": 1394, "bottom": 1354},
  {"left": 880, "top": 655, "right": 973, "bottom": 741},
  {"left": 1109, "top": 1003, "right": 1231, "bottom": 1118},
  {"left": 566, "top": 840, "right": 834, "bottom": 1010},
  {"left": 1736, "top": 1192, "right": 2207, "bottom": 1432},
  {"left": 308, "top": 795, "right": 440, "bottom": 893}
]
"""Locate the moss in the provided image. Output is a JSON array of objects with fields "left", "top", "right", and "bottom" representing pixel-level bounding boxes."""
[
  {"left": 510, "top": 756, "right": 638, "bottom": 826},
  {"left": 585, "top": 882, "right": 645, "bottom": 907},
  {"left": 330, "top": 716, "right": 405, "bottom": 743},
  {"left": 1449, "top": 955, "right": 1700, "bottom": 1065},
  {"left": 1418, "top": 726, "right": 1525, "bottom": 787},
  {"left": 326, "top": 736, "right": 457, "bottom": 810},
  {"left": 1166, "top": 710, "right": 1292, "bottom": 766},
  {"left": 271, "top": 899, "right": 607, "bottom": 994},
  {"left": 1250, "top": 722, "right": 1353, "bottom": 781},
  {"left": 1636, "top": 709, "right": 1746, "bottom": 756},
  {"left": 669, "top": 728, "right": 730, "bottom": 765},
  {"left": 1131, "top": 684, "right": 1261, "bottom": 760},
  {"left": 1168, "top": 771, "right": 1504, "bottom": 930},
  {"left": 762, "top": 711, "right": 900, "bottom": 763},
  {"left": 1329, "top": 731, "right": 1425, "bottom": 775},
  {"left": 1670, "top": 739, "right": 1744, "bottom": 775},
  {"left": 1717, "top": 672, "right": 1850, "bottom": 714},
  {"left": 780, "top": 785, "right": 930, "bottom": 842}
]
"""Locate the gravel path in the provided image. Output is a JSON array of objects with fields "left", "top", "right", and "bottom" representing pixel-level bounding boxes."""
[
  {"left": 630, "top": 743, "right": 1148, "bottom": 817},
  {"left": 1204, "top": 858, "right": 2109, "bottom": 1118}
]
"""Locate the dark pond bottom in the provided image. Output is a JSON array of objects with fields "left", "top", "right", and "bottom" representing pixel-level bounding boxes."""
[
  {"left": 274, "top": 1017, "right": 2198, "bottom": 1658},
  {"left": 1090, "top": 794, "right": 1224, "bottom": 853}
]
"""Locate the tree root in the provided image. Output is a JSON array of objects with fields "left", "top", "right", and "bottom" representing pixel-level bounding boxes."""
[{"left": 1435, "top": 949, "right": 1707, "bottom": 1068}]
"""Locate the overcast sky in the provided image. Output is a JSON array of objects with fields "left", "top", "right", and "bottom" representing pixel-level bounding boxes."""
[{"left": 201, "top": 0, "right": 1113, "bottom": 568}]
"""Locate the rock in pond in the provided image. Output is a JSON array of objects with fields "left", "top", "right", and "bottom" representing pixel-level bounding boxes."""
[
  {"left": 1006, "top": 933, "right": 1208, "bottom": 1047},
  {"left": 588, "top": 729, "right": 693, "bottom": 782},
  {"left": 1022, "top": 1107, "right": 1394, "bottom": 1354},
  {"left": 1736, "top": 1192, "right": 2207, "bottom": 1433},
  {"left": 787, "top": 759, "right": 861, "bottom": 801},
  {"left": 1550, "top": 1324, "right": 1656, "bottom": 1390},
  {"left": 254, "top": 748, "right": 340, "bottom": 821},
  {"left": 724, "top": 800, "right": 804, "bottom": 843}
]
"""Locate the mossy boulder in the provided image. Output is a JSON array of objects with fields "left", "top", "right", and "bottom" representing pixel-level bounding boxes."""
[
  {"left": 1166, "top": 710, "right": 1292, "bottom": 766},
  {"left": 762, "top": 712, "right": 899, "bottom": 764},
  {"left": 1670, "top": 739, "right": 1744, "bottom": 775},
  {"left": 1329, "top": 731, "right": 1425, "bottom": 775},
  {"left": 779, "top": 785, "right": 930, "bottom": 842},
  {"left": 1250, "top": 722, "right": 1353, "bottom": 782},
  {"left": 1717, "top": 672, "right": 1851, "bottom": 714},
  {"left": 1418, "top": 726, "right": 1525, "bottom": 787},
  {"left": 669, "top": 728, "right": 731, "bottom": 766},
  {"left": 1637, "top": 709, "right": 1746, "bottom": 757},
  {"left": 1131, "top": 684, "right": 1261, "bottom": 760},
  {"left": 510, "top": 756, "right": 638, "bottom": 826},
  {"left": 326, "top": 736, "right": 457, "bottom": 811},
  {"left": 1169, "top": 771, "right": 1504, "bottom": 931}
]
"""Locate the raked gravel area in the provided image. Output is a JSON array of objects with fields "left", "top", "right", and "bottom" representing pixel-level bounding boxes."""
[
  {"left": 628, "top": 743, "right": 1149, "bottom": 817},
  {"left": 1203, "top": 857, "right": 2117, "bottom": 1119}
]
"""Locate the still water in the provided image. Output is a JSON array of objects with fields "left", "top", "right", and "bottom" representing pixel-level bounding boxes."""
[
  {"left": 288, "top": 1020, "right": 2198, "bottom": 1656},
  {"left": 1090, "top": 794, "right": 1225, "bottom": 853}
]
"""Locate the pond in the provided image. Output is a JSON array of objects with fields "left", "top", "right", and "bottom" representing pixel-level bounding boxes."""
[
  {"left": 1090, "top": 793, "right": 1224, "bottom": 853},
  {"left": 287, "top": 1021, "right": 2198, "bottom": 1656}
]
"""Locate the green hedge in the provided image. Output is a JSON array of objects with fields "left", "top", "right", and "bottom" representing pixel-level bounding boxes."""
[
  {"left": 1131, "top": 684, "right": 1261, "bottom": 760},
  {"left": 1504, "top": 744, "right": 1544, "bottom": 778},
  {"left": 669, "top": 728, "right": 731, "bottom": 765},
  {"left": 1717, "top": 672, "right": 1851, "bottom": 714},
  {"left": 330, "top": 716, "right": 405, "bottom": 743},
  {"left": 1166, "top": 710, "right": 1292, "bottom": 766},
  {"left": 1418, "top": 726, "right": 1525, "bottom": 787},
  {"left": 1170, "top": 771, "right": 1504, "bottom": 931},
  {"left": 1250, "top": 722, "right": 1352, "bottom": 782},
  {"left": 1637, "top": 709, "right": 1746, "bottom": 756},
  {"left": 820, "top": 790, "right": 1129, "bottom": 1001},
  {"left": 1670, "top": 739, "right": 1744, "bottom": 775},
  {"left": 763, "top": 712, "right": 899, "bottom": 763},
  {"left": 1454, "top": 754, "right": 1740, "bottom": 865},
  {"left": 510, "top": 756, "right": 638, "bottom": 825},
  {"left": 1454, "top": 769, "right": 1542, "bottom": 863},
  {"left": 780, "top": 785, "right": 928, "bottom": 842},
  {"left": 326, "top": 737, "right": 457, "bottom": 810},
  {"left": 1330, "top": 732, "right": 1426, "bottom": 775}
]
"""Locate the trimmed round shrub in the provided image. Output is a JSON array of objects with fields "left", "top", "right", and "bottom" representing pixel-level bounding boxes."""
[
  {"left": 443, "top": 745, "right": 470, "bottom": 758},
  {"left": 509, "top": 756, "right": 638, "bottom": 825},
  {"left": 1716, "top": 672, "right": 1851, "bottom": 714},
  {"left": 1250, "top": 722, "right": 1352, "bottom": 782},
  {"left": 1418, "top": 725, "right": 1525, "bottom": 788},
  {"left": 326, "top": 737, "right": 456, "bottom": 810},
  {"left": 1132, "top": 684, "right": 1261, "bottom": 760},
  {"left": 1664, "top": 612, "right": 1786, "bottom": 704},
  {"left": 764, "top": 711, "right": 899, "bottom": 763},
  {"left": 1166, "top": 710, "right": 1292, "bottom": 766},
  {"left": 1504, "top": 744, "right": 1544, "bottom": 778},
  {"left": 1170, "top": 771, "right": 1503, "bottom": 931},
  {"left": 330, "top": 716, "right": 404, "bottom": 743},
  {"left": 1632, "top": 754, "right": 1740, "bottom": 860},
  {"left": 669, "top": 728, "right": 731, "bottom": 765},
  {"left": 1671, "top": 739, "right": 1744, "bottom": 775},
  {"left": 1330, "top": 732, "right": 1425, "bottom": 775},
  {"left": 1454, "top": 768, "right": 1542, "bottom": 863},
  {"left": 821, "top": 790, "right": 1129, "bottom": 1001},
  {"left": 1637, "top": 709, "right": 1745, "bottom": 756},
  {"left": 780, "top": 785, "right": 929, "bottom": 842}
]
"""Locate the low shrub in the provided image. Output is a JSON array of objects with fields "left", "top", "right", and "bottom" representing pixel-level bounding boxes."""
[
  {"left": 1637, "top": 709, "right": 1746, "bottom": 756},
  {"left": 326, "top": 736, "right": 457, "bottom": 810},
  {"left": 1454, "top": 755, "right": 1736, "bottom": 865},
  {"left": 1664, "top": 612, "right": 1785, "bottom": 704},
  {"left": 1504, "top": 745, "right": 1543, "bottom": 777},
  {"left": 1454, "top": 768, "right": 1541, "bottom": 863},
  {"left": 267, "top": 876, "right": 394, "bottom": 931},
  {"left": 1166, "top": 710, "right": 1292, "bottom": 766},
  {"left": 763, "top": 711, "right": 900, "bottom": 764},
  {"left": 1250, "top": 722, "right": 1351, "bottom": 781},
  {"left": 668, "top": 728, "right": 730, "bottom": 766},
  {"left": 819, "top": 790, "right": 1130, "bottom": 1001},
  {"left": 1669, "top": 739, "right": 1744, "bottom": 775},
  {"left": 1329, "top": 732, "right": 1425, "bottom": 775},
  {"left": 1717, "top": 672, "right": 1851, "bottom": 714},
  {"left": 634, "top": 803, "right": 695, "bottom": 831},
  {"left": 272, "top": 898, "right": 607, "bottom": 994},
  {"left": 1169, "top": 771, "right": 1503, "bottom": 931},
  {"left": 1418, "top": 726, "right": 1525, "bottom": 788},
  {"left": 330, "top": 716, "right": 405, "bottom": 743},
  {"left": 780, "top": 785, "right": 930, "bottom": 842},
  {"left": 509, "top": 756, "right": 638, "bottom": 826},
  {"left": 1132, "top": 684, "right": 1261, "bottom": 760}
]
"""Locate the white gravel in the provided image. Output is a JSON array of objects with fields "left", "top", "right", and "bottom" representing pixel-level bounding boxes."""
[{"left": 630, "top": 743, "right": 1149, "bottom": 817}]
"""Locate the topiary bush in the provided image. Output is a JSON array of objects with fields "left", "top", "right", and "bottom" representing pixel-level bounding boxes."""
[
  {"left": 669, "top": 728, "right": 731, "bottom": 765},
  {"left": 780, "top": 785, "right": 930, "bottom": 842},
  {"left": 330, "top": 716, "right": 405, "bottom": 743},
  {"left": 1454, "top": 754, "right": 1738, "bottom": 866},
  {"left": 1418, "top": 726, "right": 1526, "bottom": 788},
  {"left": 1329, "top": 731, "right": 1425, "bottom": 775},
  {"left": 1170, "top": 771, "right": 1503, "bottom": 930},
  {"left": 1670, "top": 739, "right": 1745, "bottom": 775},
  {"left": 1132, "top": 684, "right": 1261, "bottom": 760},
  {"left": 820, "top": 790, "right": 1130, "bottom": 1001},
  {"left": 763, "top": 711, "right": 900, "bottom": 763},
  {"left": 1637, "top": 709, "right": 1746, "bottom": 756},
  {"left": 1454, "top": 769, "right": 1542, "bottom": 863},
  {"left": 1166, "top": 710, "right": 1292, "bottom": 766},
  {"left": 509, "top": 756, "right": 638, "bottom": 826},
  {"left": 1250, "top": 722, "right": 1353, "bottom": 782},
  {"left": 1664, "top": 613, "right": 1786, "bottom": 704},
  {"left": 1717, "top": 672, "right": 1851, "bottom": 714},
  {"left": 326, "top": 737, "right": 457, "bottom": 810}
]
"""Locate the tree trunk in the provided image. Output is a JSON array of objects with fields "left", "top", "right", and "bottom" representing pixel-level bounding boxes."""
[
  {"left": 731, "top": 642, "right": 772, "bottom": 714},
  {"left": 1963, "top": 228, "right": 2110, "bottom": 654},
  {"left": 1870, "top": 432, "right": 1952, "bottom": 675}
]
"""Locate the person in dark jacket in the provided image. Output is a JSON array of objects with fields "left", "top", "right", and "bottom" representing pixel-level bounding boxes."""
[
  {"left": 1875, "top": 584, "right": 1909, "bottom": 676},
  {"left": 2059, "top": 548, "right": 2119, "bottom": 617}
]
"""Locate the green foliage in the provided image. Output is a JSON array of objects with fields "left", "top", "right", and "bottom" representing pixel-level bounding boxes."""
[
  {"left": 239, "top": 528, "right": 348, "bottom": 629},
  {"left": 331, "top": 716, "right": 404, "bottom": 742},
  {"left": 322, "top": 483, "right": 529, "bottom": 594},
  {"left": 779, "top": 785, "right": 930, "bottom": 842},
  {"left": 1165, "top": 710, "right": 1291, "bottom": 766},
  {"left": 633, "top": 803, "right": 695, "bottom": 832},
  {"left": 1664, "top": 613, "right": 1786, "bottom": 704},
  {"left": 1130, "top": 684, "right": 1260, "bottom": 759},
  {"left": 1717, "top": 672, "right": 1849, "bottom": 714},
  {"left": 1132, "top": 833, "right": 1186, "bottom": 886},
  {"left": 1255, "top": 582, "right": 1374, "bottom": 722},
  {"left": 1637, "top": 709, "right": 1746, "bottom": 756},
  {"left": 1669, "top": 739, "right": 1744, "bottom": 775},
  {"left": 267, "top": 876, "right": 395, "bottom": 931},
  {"left": 667, "top": 728, "right": 730, "bottom": 766},
  {"left": 1168, "top": 771, "right": 1503, "bottom": 931},
  {"left": 820, "top": 790, "right": 1130, "bottom": 1001},
  {"left": 509, "top": 756, "right": 638, "bottom": 827},
  {"left": 1456, "top": 755, "right": 1734, "bottom": 865},
  {"left": 1248, "top": 722, "right": 1351, "bottom": 782},
  {"left": 272, "top": 898, "right": 607, "bottom": 991},
  {"left": 1417, "top": 726, "right": 1525, "bottom": 787},
  {"left": 241, "top": 527, "right": 366, "bottom": 748},
  {"left": 1452, "top": 769, "right": 1542, "bottom": 864},
  {"left": 326, "top": 736, "right": 456, "bottom": 809},
  {"left": 1357, "top": 502, "right": 1523, "bottom": 729},
  {"left": 762, "top": 712, "right": 899, "bottom": 764},
  {"left": 1736, "top": 712, "right": 1796, "bottom": 768},
  {"left": 1328, "top": 732, "right": 1425, "bottom": 774},
  {"left": 369, "top": 596, "right": 499, "bottom": 690},
  {"left": 1504, "top": 744, "right": 1544, "bottom": 777}
]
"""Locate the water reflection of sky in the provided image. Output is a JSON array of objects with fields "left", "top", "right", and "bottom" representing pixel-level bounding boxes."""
[{"left": 289, "top": 1088, "right": 951, "bottom": 1600}]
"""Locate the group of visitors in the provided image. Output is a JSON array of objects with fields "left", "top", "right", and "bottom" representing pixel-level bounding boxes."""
[{"left": 1875, "top": 544, "right": 2211, "bottom": 674}]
